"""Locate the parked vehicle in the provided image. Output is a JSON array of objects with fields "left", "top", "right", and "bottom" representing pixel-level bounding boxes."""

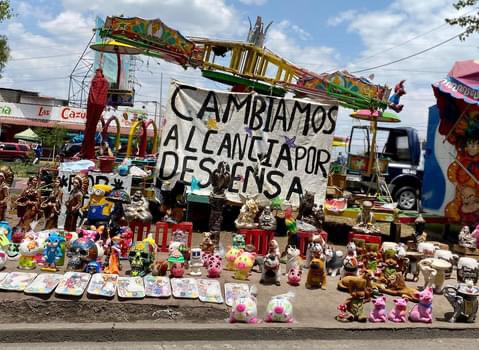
[
  {"left": 346, "top": 126, "right": 423, "bottom": 210},
  {"left": 0, "top": 142, "right": 34, "bottom": 162}
]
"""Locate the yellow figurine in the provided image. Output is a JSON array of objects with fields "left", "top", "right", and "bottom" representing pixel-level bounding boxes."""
[{"left": 82, "top": 184, "right": 113, "bottom": 225}]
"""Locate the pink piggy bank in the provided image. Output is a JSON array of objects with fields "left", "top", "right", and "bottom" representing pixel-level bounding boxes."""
[
  {"left": 368, "top": 295, "right": 387, "bottom": 322},
  {"left": 170, "top": 262, "right": 185, "bottom": 278},
  {"left": 287, "top": 268, "right": 302, "bottom": 286},
  {"left": 388, "top": 297, "right": 408, "bottom": 322},
  {"left": 207, "top": 255, "right": 222, "bottom": 278},
  {"left": 409, "top": 287, "right": 433, "bottom": 323},
  {"left": 228, "top": 296, "right": 258, "bottom": 324}
]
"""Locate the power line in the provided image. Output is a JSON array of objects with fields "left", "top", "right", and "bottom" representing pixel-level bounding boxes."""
[
  {"left": 9, "top": 52, "right": 86, "bottom": 61},
  {"left": 351, "top": 31, "right": 465, "bottom": 74}
]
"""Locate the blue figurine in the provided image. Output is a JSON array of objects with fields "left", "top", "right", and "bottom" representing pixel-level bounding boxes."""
[{"left": 42, "top": 232, "right": 65, "bottom": 272}]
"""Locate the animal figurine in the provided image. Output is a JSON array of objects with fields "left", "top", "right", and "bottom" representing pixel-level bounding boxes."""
[
  {"left": 232, "top": 233, "right": 246, "bottom": 249},
  {"left": 306, "top": 257, "right": 327, "bottom": 289},
  {"left": 41, "top": 232, "right": 65, "bottom": 272},
  {"left": 443, "top": 281, "right": 479, "bottom": 323},
  {"left": 234, "top": 193, "right": 259, "bottom": 229},
  {"left": 200, "top": 232, "right": 215, "bottom": 253},
  {"left": 324, "top": 245, "right": 344, "bottom": 277},
  {"left": 224, "top": 247, "right": 242, "bottom": 271},
  {"left": 285, "top": 245, "right": 300, "bottom": 274},
  {"left": 304, "top": 241, "right": 323, "bottom": 268},
  {"left": 207, "top": 255, "right": 222, "bottom": 278},
  {"left": 337, "top": 270, "right": 373, "bottom": 296},
  {"left": 340, "top": 255, "right": 359, "bottom": 278},
  {"left": 170, "top": 262, "right": 185, "bottom": 278},
  {"left": 264, "top": 294, "right": 294, "bottom": 323},
  {"left": 260, "top": 254, "right": 281, "bottom": 286},
  {"left": 287, "top": 267, "right": 302, "bottom": 286},
  {"left": 388, "top": 298, "right": 408, "bottom": 323},
  {"left": 346, "top": 241, "right": 357, "bottom": 257},
  {"left": 409, "top": 287, "right": 433, "bottom": 323},
  {"left": 233, "top": 252, "right": 256, "bottom": 280},
  {"left": 18, "top": 234, "right": 43, "bottom": 270},
  {"left": 268, "top": 239, "right": 280, "bottom": 257},
  {"left": 152, "top": 257, "right": 168, "bottom": 276},
  {"left": 228, "top": 295, "right": 258, "bottom": 324},
  {"left": 369, "top": 295, "right": 387, "bottom": 323}
]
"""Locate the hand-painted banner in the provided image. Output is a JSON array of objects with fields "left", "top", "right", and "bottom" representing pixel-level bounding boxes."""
[{"left": 156, "top": 81, "right": 338, "bottom": 206}]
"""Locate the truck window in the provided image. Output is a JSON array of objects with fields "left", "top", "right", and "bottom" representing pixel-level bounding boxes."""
[
  {"left": 4, "top": 144, "right": 16, "bottom": 151},
  {"left": 396, "top": 135, "right": 411, "bottom": 162}
]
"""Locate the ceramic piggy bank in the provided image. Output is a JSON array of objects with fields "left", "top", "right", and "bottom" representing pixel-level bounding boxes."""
[
  {"left": 233, "top": 252, "right": 256, "bottom": 280},
  {"left": 409, "top": 287, "right": 433, "bottom": 323},
  {"left": 207, "top": 255, "right": 222, "bottom": 278},
  {"left": 228, "top": 296, "right": 258, "bottom": 323},
  {"left": 287, "top": 267, "right": 302, "bottom": 286},
  {"left": 368, "top": 295, "right": 387, "bottom": 323},
  {"left": 388, "top": 298, "right": 408, "bottom": 323},
  {"left": 224, "top": 247, "right": 242, "bottom": 271},
  {"left": 265, "top": 296, "right": 294, "bottom": 323}
]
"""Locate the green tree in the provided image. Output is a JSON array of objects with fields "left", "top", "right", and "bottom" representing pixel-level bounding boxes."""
[
  {"left": 0, "top": 0, "right": 14, "bottom": 78},
  {"left": 33, "top": 126, "right": 68, "bottom": 148},
  {"left": 446, "top": 0, "right": 479, "bottom": 40}
]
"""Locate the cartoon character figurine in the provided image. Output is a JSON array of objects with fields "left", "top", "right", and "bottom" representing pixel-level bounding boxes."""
[
  {"left": 82, "top": 184, "right": 113, "bottom": 226},
  {"left": 224, "top": 247, "right": 242, "bottom": 271},
  {"left": 233, "top": 252, "right": 256, "bottom": 280},
  {"left": 18, "top": 233, "right": 44, "bottom": 270},
  {"left": 189, "top": 248, "right": 202, "bottom": 276},
  {"left": 232, "top": 234, "right": 246, "bottom": 250},
  {"left": 104, "top": 236, "right": 121, "bottom": 274},
  {"left": 41, "top": 232, "right": 65, "bottom": 272},
  {"left": 388, "top": 80, "right": 406, "bottom": 113}
]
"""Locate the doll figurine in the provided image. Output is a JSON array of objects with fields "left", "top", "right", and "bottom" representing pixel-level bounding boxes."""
[
  {"left": 40, "top": 177, "right": 63, "bottom": 230},
  {"left": 16, "top": 176, "right": 41, "bottom": 230},
  {"left": 64, "top": 174, "right": 87, "bottom": 232}
]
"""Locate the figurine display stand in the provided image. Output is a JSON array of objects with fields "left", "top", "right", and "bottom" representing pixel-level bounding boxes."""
[
  {"left": 117, "top": 276, "right": 145, "bottom": 299},
  {"left": 443, "top": 283, "right": 479, "bottom": 323},
  {"left": 55, "top": 272, "right": 91, "bottom": 297},
  {"left": 197, "top": 279, "right": 224, "bottom": 304},
  {"left": 0, "top": 272, "right": 37, "bottom": 291},
  {"left": 24, "top": 273, "right": 62, "bottom": 295},
  {"left": 87, "top": 273, "right": 118, "bottom": 298},
  {"left": 171, "top": 278, "right": 199, "bottom": 299},
  {"left": 238, "top": 229, "right": 275, "bottom": 256},
  {"left": 224, "top": 283, "right": 251, "bottom": 307},
  {"left": 144, "top": 276, "right": 171, "bottom": 298}
]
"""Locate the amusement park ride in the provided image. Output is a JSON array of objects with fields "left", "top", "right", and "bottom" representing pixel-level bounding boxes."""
[{"left": 81, "top": 15, "right": 406, "bottom": 202}]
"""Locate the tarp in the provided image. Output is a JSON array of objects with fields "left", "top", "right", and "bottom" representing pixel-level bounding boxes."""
[
  {"left": 156, "top": 81, "right": 338, "bottom": 206},
  {"left": 14, "top": 128, "right": 40, "bottom": 142}
]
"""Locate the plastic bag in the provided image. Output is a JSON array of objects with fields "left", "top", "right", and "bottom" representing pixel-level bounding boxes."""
[{"left": 264, "top": 292, "right": 295, "bottom": 323}]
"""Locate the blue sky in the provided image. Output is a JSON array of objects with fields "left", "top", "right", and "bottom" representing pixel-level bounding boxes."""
[{"left": 0, "top": 0, "right": 477, "bottom": 138}]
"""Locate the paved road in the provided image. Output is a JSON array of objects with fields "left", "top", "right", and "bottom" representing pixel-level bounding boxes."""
[{"left": 2, "top": 339, "right": 479, "bottom": 350}]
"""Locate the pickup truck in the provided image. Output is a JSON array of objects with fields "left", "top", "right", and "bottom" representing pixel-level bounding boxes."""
[{"left": 346, "top": 125, "right": 424, "bottom": 210}]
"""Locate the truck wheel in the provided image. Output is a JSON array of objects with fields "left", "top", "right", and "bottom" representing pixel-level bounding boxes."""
[{"left": 395, "top": 187, "right": 417, "bottom": 211}]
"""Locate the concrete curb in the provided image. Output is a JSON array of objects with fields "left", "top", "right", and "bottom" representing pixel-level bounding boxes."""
[{"left": 0, "top": 323, "right": 478, "bottom": 343}]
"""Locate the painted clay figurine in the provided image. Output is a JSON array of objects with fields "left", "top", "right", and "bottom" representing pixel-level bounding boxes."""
[
  {"left": 129, "top": 241, "right": 153, "bottom": 277},
  {"left": 388, "top": 297, "right": 408, "bottom": 323},
  {"left": 324, "top": 245, "right": 344, "bottom": 277},
  {"left": 234, "top": 193, "right": 259, "bottom": 229},
  {"left": 206, "top": 255, "right": 222, "bottom": 278},
  {"left": 459, "top": 225, "right": 476, "bottom": 249},
  {"left": 409, "top": 287, "right": 433, "bottom": 323},
  {"left": 42, "top": 232, "right": 65, "bottom": 272},
  {"left": 0, "top": 171, "right": 10, "bottom": 221},
  {"left": 82, "top": 184, "right": 113, "bottom": 226},
  {"left": 104, "top": 236, "right": 121, "bottom": 274},
  {"left": 352, "top": 200, "right": 381, "bottom": 235},
  {"left": 40, "top": 177, "right": 63, "bottom": 230},
  {"left": 287, "top": 267, "right": 302, "bottom": 286},
  {"left": 258, "top": 206, "right": 277, "bottom": 231},
  {"left": 64, "top": 174, "right": 87, "bottom": 232},
  {"left": 224, "top": 247, "right": 242, "bottom": 271},
  {"left": 232, "top": 233, "right": 246, "bottom": 250},
  {"left": 18, "top": 233, "right": 43, "bottom": 270},
  {"left": 233, "top": 252, "right": 256, "bottom": 280},
  {"left": 124, "top": 190, "right": 152, "bottom": 223},
  {"left": 67, "top": 237, "right": 99, "bottom": 273},
  {"left": 368, "top": 295, "right": 387, "bottom": 323},
  {"left": 189, "top": 248, "right": 202, "bottom": 276},
  {"left": 306, "top": 257, "right": 327, "bottom": 289},
  {"left": 264, "top": 294, "right": 294, "bottom": 323},
  {"left": 285, "top": 245, "right": 301, "bottom": 275},
  {"left": 16, "top": 176, "right": 41, "bottom": 230},
  {"left": 260, "top": 254, "right": 281, "bottom": 286},
  {"left": 443, "top": 281, "right": 479, "bottom": 323}
]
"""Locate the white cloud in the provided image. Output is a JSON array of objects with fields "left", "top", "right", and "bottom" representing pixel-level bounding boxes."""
[
  {"left": 239, "top": 0, "right": 268, "bottom": 5},
  {"left": 327, "top": 10, "right": 356, "bottom": 27}
]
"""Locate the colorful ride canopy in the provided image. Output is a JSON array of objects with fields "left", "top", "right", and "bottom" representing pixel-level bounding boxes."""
[{"left": 98, "top": 16, "right": 390, "bottom": 111}]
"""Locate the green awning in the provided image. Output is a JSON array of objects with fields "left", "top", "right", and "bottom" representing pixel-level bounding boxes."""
[{"left": 14, "top": 128, "right": 40, "bottom": 142}]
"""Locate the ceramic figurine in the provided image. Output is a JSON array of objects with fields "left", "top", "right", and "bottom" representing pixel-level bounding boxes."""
[
  {"left": 260, "top": 254, "right": 281, "bottom": 286},
  {"left": 206, "top": 255, "right": 222, "bottom": 278},
  {"left": 233, "top": 252, "right": 256, "bottom": 280},
  {"left": 128, "top": 241, "right": 153, "bottom": 277},
  {"left": 345, "top": 290, "right": 368, "bottom": 322},
  {"left": 352, "top": 200, "right": 381, "bottom": 235},
  {"left": 82, "top": 184, "right": 113, "bottom": 226},
  {"left": 0, "top": 171, "right": 11, "bottom": 222},
  {"left": 119, "top": 227, "right": 134, "bottom": 260},
  {"left": 259, "top": 206, "right": 277, "bottom": 231},
  {"left": 388, "top": 297, "right": 408, "bottom": 323},
  {"left": 458, "top": 226, "right": 476, "bottom": 249},
  {"left": 124, "top": 190, "right": 152, "bottom": 223},
  {"left": 103, "top": 236, "right": 121, "bottom": 274},
  {"left": 234, "top": 193, "right": 259, "bottom": 229},
  {"left": 41, "top": 232, "right": 65, "bottom": 272},
  {"left": 264, "top": 294, "right": 294, "bottom": 323},
  {"left": 324, "top": 245, "right": 344, "bottom": 277},
  {"left": 18, "top": 233, "right": 43, "bottom": 270},
  {"left": 40, "top": 177, "right": 63, "bottom": 230},
  {"left": 200, "top": 232, "right": 215, "bottom": 254},
  {"left": 170, "top": 262, "right": 185, "bottom": 278},
  {"left": 15, "top": 176, "right": 41, "bottom": 230},
  {"left": 409, "top": 287, "right": 433, "bottom": 323},
  {"left": 268, "top": 239, "right": 280, "bottom": 258},
  {"left": 152, "top": 255, "right": 168, "bottom": 276},
  {"left": 433, "top": 249, "right": 457, "bottom": 279},
  {"left": 228, "top": 295, "right": 258, "bottom": 324},
  {"left": 306, "top": 257, "right": 327, "bottom": 289},
  {"left": 297, "top": 191, "right": 317, "bottom": 227},
  {"left": 224, "top": 247, "right": 243, "bottom": 271},
  {"left": 287, "top": 267, "right": 302, "bottom": 286},
  {"left": 418, "top": 257, "right": 451, "bottom": 294},
  {"left": 67, "top": 237, "right": 99, "bottom": 273},
  {"left": 231, "top": 233, "right": 245, "bottom": 250},
  {"left": 189, "top": 248, "right": 202, "bottom": 276},
  {"left": 457, "top": 257, "right": 479, "bottom": 284},
  {"left": 314, "top": 204, "right": 326, "bottom": 230},
  {"left": 285, "top": 245, "right": 301, "bottom": 275},
  {"left": 443, "top": 281, "right": 479, "bottom": 323},
  {"left": 64, "top": 174, "right": 88, "bottom": 232},
  {"left": 304, "top": 240, "right": 323, "bottom": 269},
  {"left": 335, "top": 303, "right": 352, "bottom": 322},
  {"left": 368, "top": 295, "right": 387, "bottom": 323},
  {"left": 413, "top": 214, "right": 427, "bottom": 243}
]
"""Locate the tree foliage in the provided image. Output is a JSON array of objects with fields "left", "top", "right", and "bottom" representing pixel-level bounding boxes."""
[
  {"left": 446, "top": 0, "right": 479, "bottom": 40},
  {"left": 33, "top": 126, "right": 68, "bottom": 148},
  {"left": 0, "top": 0, "right": 14, "bottom": 78}
]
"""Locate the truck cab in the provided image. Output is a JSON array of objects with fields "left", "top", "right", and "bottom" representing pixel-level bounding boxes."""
[{"left": 346, "top": 125, "right": 423, "bottom": 210}]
